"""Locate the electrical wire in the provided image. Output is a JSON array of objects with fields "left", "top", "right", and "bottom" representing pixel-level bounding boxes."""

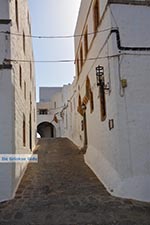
[
  {"left": 6, "top": 52, "right": 150, "bottom": 65},
  {"left": 3, "top": 28, "right": 150, "bottom": 65},
  {"left": 0, "top": 27, "right": 117, "bottom": 39},
  {"left": 3, "top": 54, "right": 124, "bottom": 64}
]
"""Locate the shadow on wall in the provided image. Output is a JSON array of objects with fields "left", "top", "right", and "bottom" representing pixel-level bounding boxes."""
[{"left": 37, "top": 122, "right": 56, "bottom": 138}]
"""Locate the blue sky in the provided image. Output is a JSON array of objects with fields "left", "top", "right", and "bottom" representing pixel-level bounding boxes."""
[{"left": 28, "top": 0, "right": 81, "bottom": 101}]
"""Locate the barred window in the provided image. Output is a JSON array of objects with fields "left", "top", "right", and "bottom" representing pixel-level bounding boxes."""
[
  {"left": 93, "top": 0, "right": 100, "bottom": 33},
  {"left": 24, "top": 81, "right": 26, "bottom": 100},
  {"left": 15, "top": 0, "right": 19, "bottom": 29},
  {"left": 23, "top": 32, "right": 25, "bottom": 53},
  {"left": 84, "top": 26, "right": 88, "bottom": 58},
  {"left": 19, "top": 65, "right": 22, "bottom": 88},
  {"left": 80, "top": 44, "right": 83, "bottom": 69},
  {"left": 23, "top": 114, "right": 26, "bottom": 146}
]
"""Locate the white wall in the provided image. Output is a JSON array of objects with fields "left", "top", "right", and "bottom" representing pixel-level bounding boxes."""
[
  {"left": 0, "top": 0, "right": 15, "bottom": 202},
  {"left": 105, "top": 3, "right": 150, "bottom": 201},
  {"left": 0, "top": 0, "right": 36, "bottom": 202},
  {"left": 37, "top": 86, "right": 70, "bottom": 138},
  {"left": 70, "top": 0, "right": 150, "bottom": 202},
  {"left": 10, "top": 0, "right": 36, "bottom": 197},
  {"left": 0, "top": 70, "right": 14, "bottom": 201}
]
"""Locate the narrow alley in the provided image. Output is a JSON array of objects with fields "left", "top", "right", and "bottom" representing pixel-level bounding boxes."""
[{"left": 0, "top": 138, "right": 150, "bottom": 225}]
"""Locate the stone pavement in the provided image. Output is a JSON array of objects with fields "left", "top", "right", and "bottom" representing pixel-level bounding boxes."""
[{"left": 0, "top": 138, "right": 150, "bottom": 225}]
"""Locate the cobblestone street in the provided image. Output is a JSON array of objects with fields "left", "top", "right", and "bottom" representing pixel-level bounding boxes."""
[{"left": 0, "top": 138, "right": 150, "bottom": 225}]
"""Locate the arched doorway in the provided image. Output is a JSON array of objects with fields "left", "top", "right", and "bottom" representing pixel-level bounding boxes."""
[{"left": 37, "top": 122, "right": 56, "bottom": 138}]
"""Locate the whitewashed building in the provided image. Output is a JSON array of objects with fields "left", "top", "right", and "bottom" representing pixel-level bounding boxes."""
[
  {"left": 0, "top": 0, "right": 36, "bottom": 202},
  {"left": 64, "top": 0, "right": 150, "bottom": 202},
  {"left": 37, "top": 86, "right": 70, "bottom": 138}
]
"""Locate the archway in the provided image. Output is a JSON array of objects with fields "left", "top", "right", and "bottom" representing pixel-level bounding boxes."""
[{"left": 37, "top": 122, "right": 56, "bottom": 138}]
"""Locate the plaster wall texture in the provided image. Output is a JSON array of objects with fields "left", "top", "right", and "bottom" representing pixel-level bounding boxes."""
[{"left": 0, "top": 0, "right": 36, "bottom": 202}]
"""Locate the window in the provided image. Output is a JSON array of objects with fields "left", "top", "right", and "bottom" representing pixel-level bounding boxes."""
[
  {"left": 24, "top": 81, "right": 26, "bottom": 99},
  {"left": 100, "top": 76, "right": 106, "bottom": 121},
  {"left": 39, "top": 109, "right": 48, "bottom": 115},
  {"left": 19, "top": 65, "right": 22, "bottom": 88},
  {"left": 30, "top": 92, "right": 32, "bottom": 111},
  {"left": 77, "top": 95, "right": 83, "bottom": 116},
  {"left": 29, "top": 113, "right": 32, "bottom": 150},
  {"left": 54, "top": 102, "right": 56, "bottom": 109},
  {"left": 78, "top": 95, "right": 81, "bottom": 108},
  {"left": 23, "top": 32, "right": 25, "bottom": 53},
  {"left": 90, "top": 90, "right": 94, "bottom": 113},
  {"left": 86, "top": 77, "right": 94, "bottom": 113},
  {"left": 86, "top": 77, "right": 91, "bottom": 99},
  {"left": 80, "top": 44, "right": 83, "bottom": 69},
  {"left": 84, "top": 26, "right": 88, "bottom": 58},
  {"left": 76, "top": 58, "right": 80, "bottom": 78},
  {"left": 23, "top": 114, "right": 26, "bottom": 146},
  {"left": 15, "top": 0, "right": 19, "bottom": 29},
  {"left": 93, "top": 0, "right": 100, "bottom": 33}
]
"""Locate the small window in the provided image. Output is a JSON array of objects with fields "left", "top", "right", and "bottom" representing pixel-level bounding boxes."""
[
  {"left": 39, "top": 109, "right": 48, "bottom": 115},
  {"left": 86, "top": 77, "right": 91, "bottom": 99},
  {"left": 90, "top": 90, "right": 94, "bottom": 113},
  {"left": 30, "top": 92, "right": 32, "bottom": 111},
  {"left": 23, "top": 114, "right": 26, "bottom": 146},
  {"left": 86, "top": 77, "right": 94, "bottom": 113},
  {"left": 80, "top": 44, "right": 83, "bottom": 70},
  {"left": 84, "top": 26, "right": 88, "bottom": 58},
  {"left": 19, "top": 65, "right": 22, "bottom": 88},
  {"left": 78, "top": 95, "right": 81, "bottom": 108},
  {"left": 93, "top": 0, "right": 100, "bottom": 33},
  {"left": 77, "top": 95, "right": 83, "bottom": 116},
  {"left": 24, "top": 81, "right": 26, "bottom": 99},
  {"left": 15, "top": 0, "right": 19, "bottom": 29},
  {"left": 54, "top": 102, "right": 56, "bottom": 109},
  {"left": 76, "top": 58, "right": 80, "bottom": 78},
  {"left": 100, "top": 76, "right": 106, "bottom": 121},
  {"left": 23, "top": 32, "right": 25, "bottom": 53}
]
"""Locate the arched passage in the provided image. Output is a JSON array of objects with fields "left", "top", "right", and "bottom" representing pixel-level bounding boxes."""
[{"left": 37, "top": 122, "right": 56, "bottom": 138}]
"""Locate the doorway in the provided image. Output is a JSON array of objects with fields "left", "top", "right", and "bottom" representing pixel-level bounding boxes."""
[{"left": 37, "top": 122, "right": 56, "bottom": 138}]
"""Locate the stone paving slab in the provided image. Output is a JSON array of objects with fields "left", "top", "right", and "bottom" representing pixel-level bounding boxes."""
[{"left": 0, "top": 138, "right": 150, "bottom": 225}]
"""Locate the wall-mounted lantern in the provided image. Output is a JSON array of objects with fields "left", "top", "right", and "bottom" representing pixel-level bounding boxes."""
[
  {"left": 96, "top": 65, "right": 110, "bottom": 92},
  {"left": 96, "top": 65, "right": 104, "bottom": 86}
]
